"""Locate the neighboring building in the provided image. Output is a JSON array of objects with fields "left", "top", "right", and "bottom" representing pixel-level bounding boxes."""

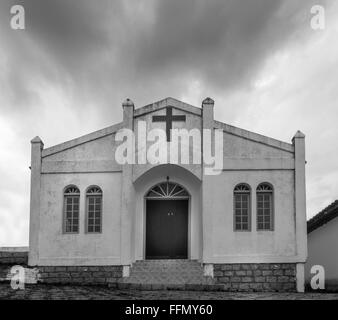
[
  {"left": 306, "top": 200, "right": 338, "bottom": 290},
  {"left": 28, "top": 97, "right": 307, "bottom": 292}
]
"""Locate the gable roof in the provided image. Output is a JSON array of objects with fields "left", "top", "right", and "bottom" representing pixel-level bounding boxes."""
[
  {"left": 214, "top": 121, "right": 294, "bottom": 153},
  {"left": 41, "top": 97, "right": 295, "bottom": 157},
  {"left": 307, "top": 200, "right": 338, "bottom": 233},
  {"left": 42, "top": 122, "right": 123, "bottom": 158}
]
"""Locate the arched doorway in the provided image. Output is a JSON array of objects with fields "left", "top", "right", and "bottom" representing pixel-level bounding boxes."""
[{"left": 145, "top": 180, "right": 189, "bottom": 259}]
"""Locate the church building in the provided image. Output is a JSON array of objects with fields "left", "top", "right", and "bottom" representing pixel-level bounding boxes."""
[{"left": 28, "top": 97, "right": 307, "bottom": 292}]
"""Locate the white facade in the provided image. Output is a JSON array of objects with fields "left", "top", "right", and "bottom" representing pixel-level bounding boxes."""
[
  {"left": 28, "top": 97, "right": 307, "bottom": 291},
  {"left": 306, "top": 215, "right": 338, "bottom": 289}
]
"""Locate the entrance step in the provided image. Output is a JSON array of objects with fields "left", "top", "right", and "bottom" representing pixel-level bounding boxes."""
[
  {"left": 108, "top": 260, "right": 216, "bottom": 289},
  {"left": 108, "top": 282, "right": 226, "bottom": 291}
]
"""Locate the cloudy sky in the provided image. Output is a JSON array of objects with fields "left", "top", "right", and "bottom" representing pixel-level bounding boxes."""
[{"left": 0, "top": 0, "right": 337, "bottom": 246}]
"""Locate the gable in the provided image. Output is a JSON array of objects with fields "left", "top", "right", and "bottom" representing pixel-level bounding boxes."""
[
  {"left": 133, "top": 105, "right": 202, "bottom": 181},
  {"left": 134, "top": 106, "right": 202, "bottom": 137},
  {"left": 39, "top": 97, "right": 296, "bottom": 174},
  {"left": 215, "top": 121, "right": 294, "bottom": 154},
  {"left": 43, "top": 134, "right": 116, "bottom": 161},
  {"left": 41, "top": 124, "right": 122, "bottom": 174},
  {"left": 214, "top": 121, "right": 294, "bottom": 171},
  {"left": 134, "top": 97, "right": 201, "bottom": 118},
  {"left": 222, "top": 131, "right": 294, "bottom": 158}
]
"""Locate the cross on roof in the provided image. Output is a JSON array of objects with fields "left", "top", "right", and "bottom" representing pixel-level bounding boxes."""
[{"left": 152, "top": 107, "right": 186, "bottom": 142}]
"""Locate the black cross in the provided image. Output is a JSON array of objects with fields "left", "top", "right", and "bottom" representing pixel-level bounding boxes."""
[{"left": 152, "top": 107, "right": 186, "bottom": 141}]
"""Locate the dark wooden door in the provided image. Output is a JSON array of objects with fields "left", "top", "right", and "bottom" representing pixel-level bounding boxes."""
[{"left": 146, "top": 200, "right": 188, "bottom": 259}]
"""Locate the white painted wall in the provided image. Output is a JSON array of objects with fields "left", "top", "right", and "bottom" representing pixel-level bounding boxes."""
[
  {"left": 305, "top": 217, "right": 338, "bottom": 284},
  {"left": 37, "top": 172, "right": 122, "bottom": 265},
  {"left": 34, "top": 134, "right": 123, "bottom": 266},
  {"left": 204, "top": 170, "right": 297, "bottom": 263}
]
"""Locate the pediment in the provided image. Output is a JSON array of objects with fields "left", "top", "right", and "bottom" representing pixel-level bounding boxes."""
[{"left": 134, "top": 97, "right": 202, "bottom": 118}]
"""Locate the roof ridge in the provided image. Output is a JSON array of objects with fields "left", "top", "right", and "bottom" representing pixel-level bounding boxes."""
[{"left": 309, "top": 200, "right": 338, "bottom": 221}]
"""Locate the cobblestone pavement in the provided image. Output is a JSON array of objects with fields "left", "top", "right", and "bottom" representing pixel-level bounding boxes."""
[{"left": 0, "top": 283, "right": 337, "bottom": 300}]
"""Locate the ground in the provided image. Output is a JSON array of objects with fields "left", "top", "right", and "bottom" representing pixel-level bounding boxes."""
[{"left": 0, "top": 283, "right": 337, "bottom": 300}]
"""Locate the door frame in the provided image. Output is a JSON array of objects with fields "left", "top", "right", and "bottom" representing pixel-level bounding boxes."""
[{"left": 142, "top": 182, "right": 191, "bottom": 260}]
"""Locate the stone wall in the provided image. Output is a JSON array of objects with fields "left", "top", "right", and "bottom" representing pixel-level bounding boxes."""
[
  {"left": 0, "top": 265, "right": 10, "bottom": 282},
  {"left": 213, "top": 263, "right": 296, "bottom": 292},
  {"left": 0, "top": 250, "right": 29, "bottom": 282},
  {"left": 0, "top": 251, "right": 28, "bottom": 265},
  {"left": 38, "top": 266, "right": 123, "bottom": 285}
]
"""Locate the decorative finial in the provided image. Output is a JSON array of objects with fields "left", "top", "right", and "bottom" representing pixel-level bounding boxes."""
[
  {"left": 122, "top": 98, "right": 134, "bottom": 108},
  {"left": 293, "top": 130, "right": 305, "bottom": 138},
  {"left": 202, "top": 97, "right": 214, "bottom": 106},
  {"left": 31, "top": 136, "right": 43, "bottom": 144}
]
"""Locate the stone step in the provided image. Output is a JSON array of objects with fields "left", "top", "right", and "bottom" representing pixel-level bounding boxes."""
[
  {"left": 126, "top": 274, "right": 212, "bottom": 280},
  {"left": 132, "top": 259, "right": 201, "bottom": 265},
  {"left": 123, "top": 279, "right": 215, "bottom": 285},
  {"left": 135, "top": 259, "right": 200, "bottom": 264},
  {"left": 126, "top": 272, "right": 210, "bottom": 277},
  {"left": 108, "top": 281, "right": 225, "bottom": 291},
  {"left": 131, "top": 263, "right": 203, "bottom": 267},
  {"left": 131, "top": 268, "right": 204, "bottom": 272},
  {"left": 130, "top": 267, "right": 204, "bottom": 273},
  {"left": 130, "top": 267, "right": 204, "bottom": 272},
  {"left": 110, "top": 259, "right": 216, "bottom": 288},
  {"left": 132, "top": 262, "right": 202, "bottom": 268},
  {"left": 130, "top": 261, "right": 204, "bottom": 273}
]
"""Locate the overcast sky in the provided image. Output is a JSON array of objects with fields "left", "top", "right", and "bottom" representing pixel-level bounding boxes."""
[{"left": 0, "top": 0, "right": 337, "bottom": 246}]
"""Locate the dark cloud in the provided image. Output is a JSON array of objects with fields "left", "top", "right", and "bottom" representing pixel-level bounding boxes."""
[
  {"left": 0, "top": 0, "right": 330, "bottom": 116},
  {"left": 131, "top": 0, "right": 332, "bottom": 91},
  {"left": 132, "top": 0, "right": 283, "bottom": 81}
]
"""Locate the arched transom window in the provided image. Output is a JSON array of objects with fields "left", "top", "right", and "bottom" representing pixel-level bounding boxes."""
[
  {"left": 145, "top": 181, "right": 189, "bottom": 199},
  {"left": 234, "top": 184, "right": 251, "bottom": 231},
  {"left": 86, "top": 186, "right": 103, "bottom": 233},
  {"left": 63, "top": 186, "right": 80, "bottom": 233},
  {"left": 256, "top": 183, "right": 274, "bottom": 231}
]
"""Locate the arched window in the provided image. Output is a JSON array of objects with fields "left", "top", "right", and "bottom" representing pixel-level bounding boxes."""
[
  {"left": 256, "top": 183, "right": 274, "bottom": 231},
  {"left": 234, "top": 184, "right": 251, "bottom": 231},
  {"left": 145, "top": 181, "right": 189, "bottom": 199},
  {"left": 86, "top": 186, "right": 103, "bottom": 233},
  {"left": 63, "top": 186, "right": 80, "bottom": 233}
]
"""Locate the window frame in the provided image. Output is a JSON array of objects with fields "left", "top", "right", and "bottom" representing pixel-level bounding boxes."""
[
  {"left": 85, "top": 186, "right": 103, "bottom": 234},
  {"left": 256, "top": 182, "right": 274, "bottom": 231},
  {"left": 62, "top": 185, "right": 80, "bottom": 234},
  {"left": 233, "top": 183, "right": 252, "bottom": 232}
]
